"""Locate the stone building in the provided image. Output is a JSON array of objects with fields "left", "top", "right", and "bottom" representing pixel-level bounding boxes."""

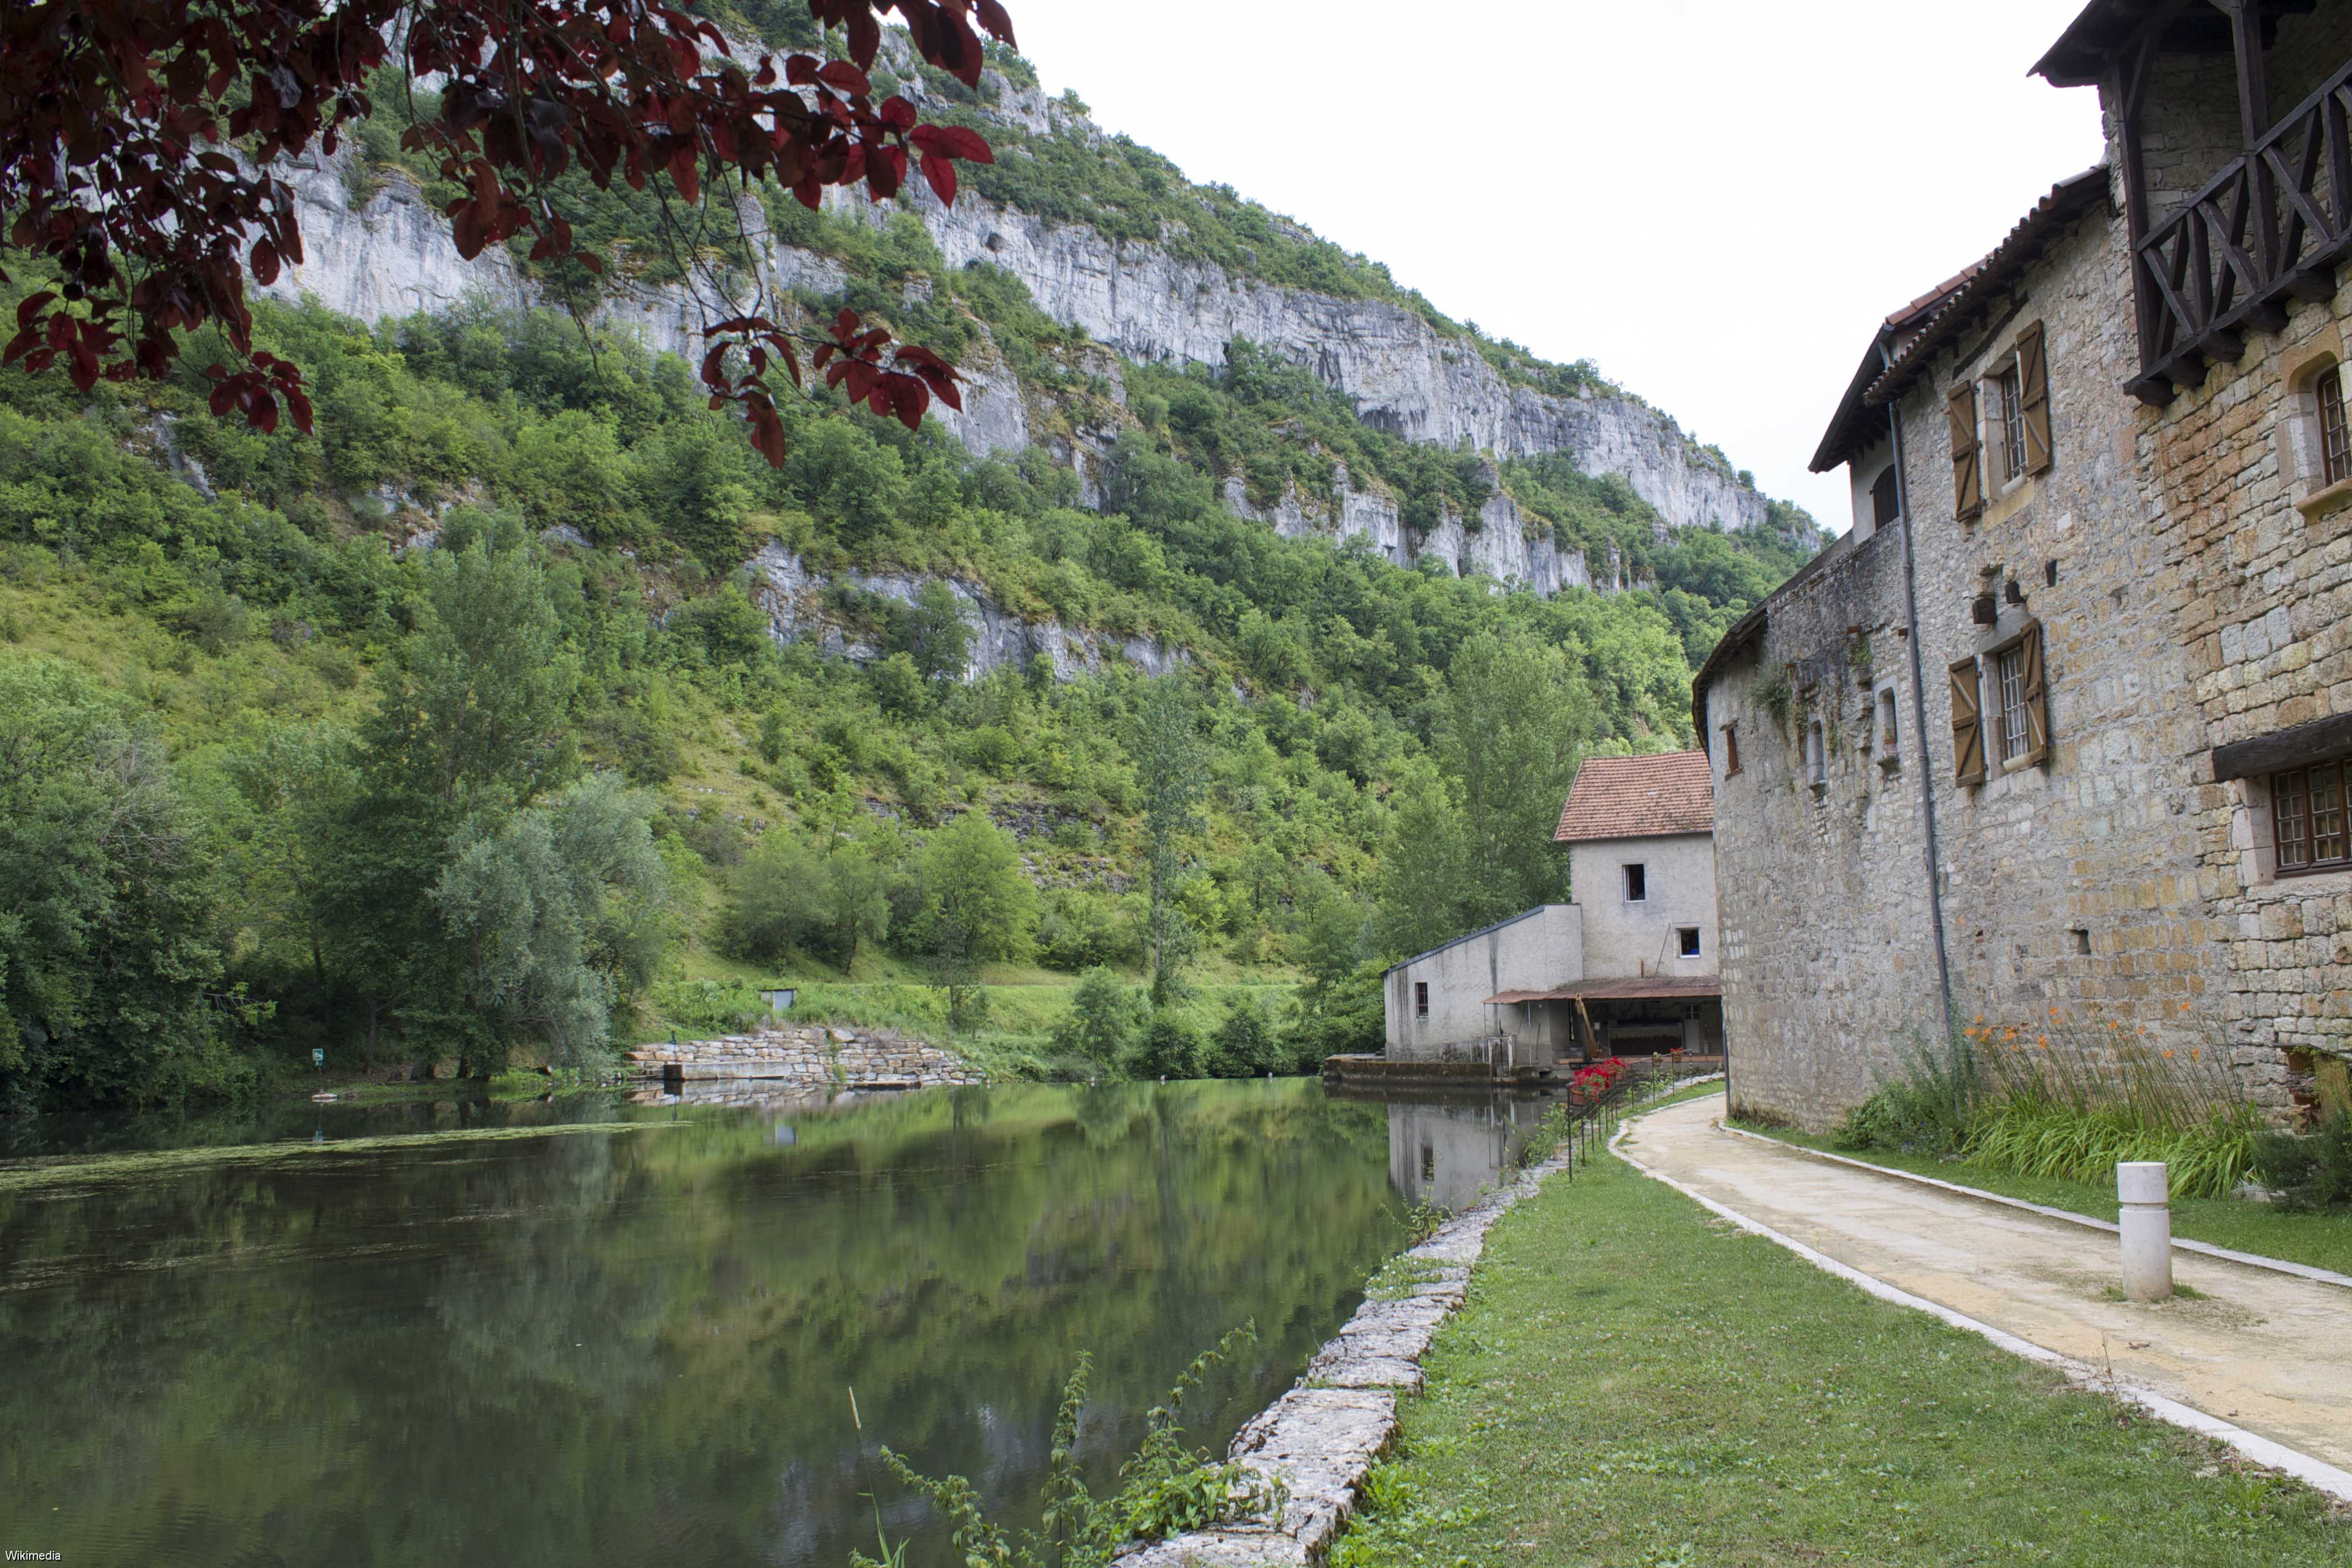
[
  {"left": 1379, "top": 752, "right": 1723, "bottom": 1071},
  {"left": 1697, "top": 0, "right": 2352, "bottom": 1130}
]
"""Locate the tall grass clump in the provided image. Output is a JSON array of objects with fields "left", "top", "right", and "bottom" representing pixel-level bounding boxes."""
[
  {"left": 1958, "top": 1007, "right": 2258, "bottom": 1199},
  {"left": 855, "top": 1325, "right": 1282, "bottom": 1568},
  {"left": 1834, "top": 1026, "right": 1981, "bottom": 1157}
]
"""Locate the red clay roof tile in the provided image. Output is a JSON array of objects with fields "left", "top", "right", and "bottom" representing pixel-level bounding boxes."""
[{"left": 1553, "top": 751, "right": 1714, "bottom": 843}]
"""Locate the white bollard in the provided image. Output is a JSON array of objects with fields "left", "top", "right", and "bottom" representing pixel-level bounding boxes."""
[{"left": 2117, "top": 1160, "right": 2173, "bottom": 1301}]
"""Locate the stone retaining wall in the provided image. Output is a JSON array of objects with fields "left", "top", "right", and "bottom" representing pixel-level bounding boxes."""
[
  {"left": 626, "top": 1025, "right": 981, "bottom": 1092},
  {"left": 1111, "top": 1132, "right": 1578, "bottom": 1566}
]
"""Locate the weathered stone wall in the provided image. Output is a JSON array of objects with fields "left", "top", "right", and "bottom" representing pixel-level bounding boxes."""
[
  {"left": 1711, "top": 96, "right": 2352, "bottom": 1130},
  {"left": 2148, "top": 277, "right": 2352, "bottom": 1107},
  {"left": 2133, "top": 51, "right": 2244, "bottom": 228},
  {"left": 626, "top": 1024, "right": 982, "bottom": 1090},
  {"left": 1709, "top": 523, "right": 1945, "bottom": 1124}
]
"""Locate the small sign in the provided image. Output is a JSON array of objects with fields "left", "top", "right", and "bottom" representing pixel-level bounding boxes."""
[{"left": 312, "top": 1048, "right": 324, "bottom": 1070}]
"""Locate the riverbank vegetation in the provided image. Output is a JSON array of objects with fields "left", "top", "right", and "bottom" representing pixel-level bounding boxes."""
[
  {"left": 1328, "top": 1148, "right": 2352, "bottom": 1568},
  {"left": 1833, "top": 1009, "right": 2266, "bottom": 1199}
]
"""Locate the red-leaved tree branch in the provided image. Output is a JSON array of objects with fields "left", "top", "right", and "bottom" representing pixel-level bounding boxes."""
[{"left": 0, "top": 0, "right": 1010, "bottom": 461}]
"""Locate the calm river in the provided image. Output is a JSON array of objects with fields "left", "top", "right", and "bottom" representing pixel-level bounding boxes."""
[{"left": 0, "top": 1080, "right": 1549, "bottom": 1567}]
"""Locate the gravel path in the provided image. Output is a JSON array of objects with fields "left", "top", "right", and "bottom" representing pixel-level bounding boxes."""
[{"left": 1621, "top": 1094, "right": 2352, "bottom": 1478}]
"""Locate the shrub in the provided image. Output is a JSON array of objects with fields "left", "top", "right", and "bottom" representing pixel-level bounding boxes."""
[
  {"left": 1833, "top": 1027, "right": 1979, "bottom": 1157},
  {"left": 1126, "top": 1011, "right": 1203, "bottom": 1080},
  {"left": 2250, "top": 1111, "right": 2352, "bottom": 1210},
  {"left": 1051, "top": 966, "right": 1142, "bottom": 1064},
  {"left": 1204, "top": 995, "right": 1279, "bottom": 1078}
]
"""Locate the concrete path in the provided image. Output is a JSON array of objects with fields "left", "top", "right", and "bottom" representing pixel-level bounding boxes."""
[{"left": 1620, "top": 1094, "right": 2352, "bottom": 1476}]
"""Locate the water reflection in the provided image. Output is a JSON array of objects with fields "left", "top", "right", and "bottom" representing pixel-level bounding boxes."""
[
  {"left": 0, "top": 1081, "right": 1408, "bottom": 1568},
  {"left": 1382, "top": 1094, "right": 1558, "bottom": 1210}
]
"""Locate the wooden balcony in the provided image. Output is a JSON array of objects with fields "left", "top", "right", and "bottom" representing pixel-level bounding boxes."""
[{"left": 2130, "top": 54, "right": 2352, "bottom": 404}]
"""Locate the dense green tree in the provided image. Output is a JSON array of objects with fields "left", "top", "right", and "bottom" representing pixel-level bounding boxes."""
[
  {"left": 0, "top": 657, "right": 236, "bottom": 1108},
  {"left": 911, "top": 810, "right": 1038, "bottom": 969},
  {"left": 428, "top": 775, "right": 669, "bottom": 1072},
  {"left": 1133, "top": 678, "right": 1206, "bottom": 1006},
  {"left": 1049, "top": 966, "right": 1142, "bottom": 1067},
  {"left": 1126, "top": 1010, "right": 1204, "bottom": 1081},
  {"left": 1204, "top": 996, "right": 1279, "bottom": 1079}
]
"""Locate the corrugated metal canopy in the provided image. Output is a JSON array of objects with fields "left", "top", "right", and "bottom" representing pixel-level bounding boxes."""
[{"left": 1486, "top": 977, "right": 1721, "bottom": 1005}]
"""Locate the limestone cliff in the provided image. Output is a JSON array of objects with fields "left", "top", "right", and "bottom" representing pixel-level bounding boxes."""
[{"left": 259, "top": 57, "right": 1782, "bottom": 596}]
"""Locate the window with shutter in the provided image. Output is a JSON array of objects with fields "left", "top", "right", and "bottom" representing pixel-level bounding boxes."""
[
  {"left": 2017, "top": 321, "right": 2052, "bottom": 475},
  {"left": 1949, "top": 658, "right": 1986, "bottom": 785},
  {"left": 1871, "top": 466, "right": 1900, "bottom": 529},
  {"left": 1948, "top": 385, "right": 1982, "bottom": 521},
  {"left": 2019, "top": 623, "right": 2049, "bottom": 765}
]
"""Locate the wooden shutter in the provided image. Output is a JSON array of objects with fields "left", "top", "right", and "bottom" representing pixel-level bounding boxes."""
[
  {"left": 1949, "top": 658, "right": 1986, "bottom": 785},
  {"left": 1947, "top": 385, "right": 1983, "bottom": 520},
  {"left": 2020, "top": 623, "right": 2049, "bottom": 766},
  {"left": 2017, "top": 321, "right": 2052, "bottom": 475}
]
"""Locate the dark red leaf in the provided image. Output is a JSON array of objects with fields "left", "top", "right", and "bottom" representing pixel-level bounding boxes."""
[{"left": 921, "top": 152, "right": 957, "bottom": 205}]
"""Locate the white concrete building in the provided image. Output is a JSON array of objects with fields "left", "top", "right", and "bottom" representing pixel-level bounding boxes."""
[{"left": 1380, "top": 752, "right": 1724, "bottom": 1071}]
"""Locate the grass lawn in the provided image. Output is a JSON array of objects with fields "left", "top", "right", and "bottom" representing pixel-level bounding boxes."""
[
  {"left": 1330, "top": 1149, "right": 2352, "bottom": 1568},
  {"left": 1733, "top": 1121, "right": 2352, "bottom": 1281}
]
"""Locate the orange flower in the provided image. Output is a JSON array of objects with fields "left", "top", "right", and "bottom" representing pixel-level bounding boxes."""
[
  {"left": 1975, "top": 1015, "right": 1987, "bottom": 1025},
  {"left": 2162, "top": 1049, "right": 2176, "bottom": 1059},
  {"left": 2191, "top": 1048, "right": 2202, "bottom": 1061},
  {"left": 2049, "top": 1008, "right": 2062, "bottom": 1019},
  {"left": 2038, "top": 1035, "right": 2051, "bottom": 1048}
]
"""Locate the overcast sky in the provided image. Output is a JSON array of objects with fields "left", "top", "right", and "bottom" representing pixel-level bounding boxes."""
[{"left": 991, "top": 0, "right": 2109, "bottom": 533}]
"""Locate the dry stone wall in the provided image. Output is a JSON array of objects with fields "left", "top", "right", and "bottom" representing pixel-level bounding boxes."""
[{"left": 626, "top": 1024, "right": 982, "bottom": 1091}]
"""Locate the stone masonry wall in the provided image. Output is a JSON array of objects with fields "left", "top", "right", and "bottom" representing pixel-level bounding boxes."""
[
  {"left": 1711, "top": 161, "right": 2345, "bottom": 1131},
  {"left": 626, "top": 1025, "right": 982, "bottom": 1092},
  {"left": 2148, "top": 278, "right": 2352, "bottom": 1108}
]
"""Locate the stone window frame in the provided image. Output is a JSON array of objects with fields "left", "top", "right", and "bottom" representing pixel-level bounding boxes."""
[
  {"left": 1805, "top": 718, "right": 1828, "bottom": 793},
  {"left": 1720, "top": 720, "right": 1741, "bottom": 778},
  {"left": 2272, "top": 752, "right": 2351, "bottom": 878},
  {"left": 2231, "top": 774, "right": 2352, "bottom": 890},
  {"left": 1961, "top": 320, "right": 2051, "bottom": 525},
  {"left": 2281, "top": 339, "right": 2352, "bottom": 520},
  {"left": 1874, "top": 680, "right": 1902, "bottom": 771},
  {"left": 1675, "top": 925, "right": 1702, "bottom": 958}
]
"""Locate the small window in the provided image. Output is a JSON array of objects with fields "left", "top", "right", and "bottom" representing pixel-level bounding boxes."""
[
  {"left": 1996, "top": 361, "right": 2028, "bottom": 483},
  {"left": 1419, "top": 1143, "right": 1435, "bottom": 1182},
  {"left": 2319, "top": 367, "right": 2350, "bottom": 488},
  {"left": 1676, "top": 926, "right": 1701, "bottom": 958},
  {"left": 1807, "top": 720, "right": 1827, "bottom": 788},
  {"left": 1876, "top": 687, "right": 1900, "bottom": 759},
  {"left": 1721, "top": 721, "right": 1741, "bottom": 777},
  {"left": 2273, "top": 754, "right": 2350, "bottom": 874},
  {"left": 1995, "top": 643, "right": 2031, "bottom": 763},
  {"left": 1623, "top": 863, "right": 1647, "bottom": 903},
  {"left": 1413, "top": 981, "right": 1429, "bottom": 1019},
  {"left": 1870, "top": 465, "right": 1900, "bottom": 529}
]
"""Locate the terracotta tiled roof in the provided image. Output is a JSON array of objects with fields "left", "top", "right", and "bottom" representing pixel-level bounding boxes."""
[{"left": 1553, "top": 752, "right": 1714, "bottom": 843}]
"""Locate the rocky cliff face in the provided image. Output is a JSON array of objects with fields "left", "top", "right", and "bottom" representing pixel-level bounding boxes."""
[{"left": 259, "top": 64, "right": 1777, "bottom": 601}]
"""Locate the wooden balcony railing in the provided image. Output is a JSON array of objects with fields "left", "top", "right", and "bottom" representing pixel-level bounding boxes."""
[{"left": 2131, "top": 56, "right": 2352, "bottom": 403}]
